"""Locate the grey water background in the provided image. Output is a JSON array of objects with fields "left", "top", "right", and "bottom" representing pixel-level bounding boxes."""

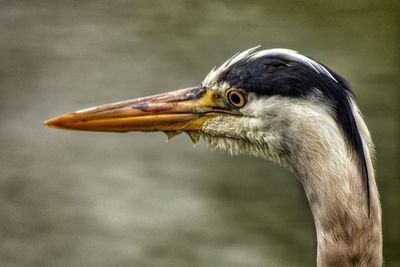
[{"left": 0, "top": 1, "right": 398, "bottom": 266}]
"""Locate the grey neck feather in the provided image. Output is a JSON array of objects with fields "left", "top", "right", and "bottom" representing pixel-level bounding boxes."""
[
  {"left": 202, "top": 95, "right": 382, "bottom": 266},
  {"left": 288, "top": 99, "right": 382, "bottom": 267},
  {"left": 291, "top": 135, "right": 382, "bottom": 267}
]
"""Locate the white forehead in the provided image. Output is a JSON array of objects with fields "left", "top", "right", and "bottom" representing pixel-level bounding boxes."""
[{"left": 202, "top": 47, "right": 337, "bottom": 87}]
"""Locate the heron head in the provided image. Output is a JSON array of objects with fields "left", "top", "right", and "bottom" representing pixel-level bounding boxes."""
[{"left": 45, "top": 47, "right": 366, "bottom": 171}]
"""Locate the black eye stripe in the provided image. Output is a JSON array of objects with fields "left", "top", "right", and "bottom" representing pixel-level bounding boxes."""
[{"left": 264, "top": 62, "right": 288, "bottom": 70}]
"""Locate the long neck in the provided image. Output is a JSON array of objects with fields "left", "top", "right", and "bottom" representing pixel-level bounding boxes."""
[
  {"left": 301, "top": 163, "right": 381, "bottom": 266},
  {"left": 292, "top": 123, "right": 382, "bottom": 266},
  {"left": 203, "top": 97, "right": 383, "bottom": 265}
]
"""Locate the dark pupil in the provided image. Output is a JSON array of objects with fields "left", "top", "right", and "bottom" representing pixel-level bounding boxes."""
[{"left": 230, "top": 93, "right": 241, "bottom": 104}]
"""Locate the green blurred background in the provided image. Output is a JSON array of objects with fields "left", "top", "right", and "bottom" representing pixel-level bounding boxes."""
[{"left": 0, "top": 1, "right": 398, "bottom": 266}]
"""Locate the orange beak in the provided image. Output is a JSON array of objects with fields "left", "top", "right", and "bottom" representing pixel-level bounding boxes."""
[{"left": 44, "top": 87, "right": 237, "bottom": 133}]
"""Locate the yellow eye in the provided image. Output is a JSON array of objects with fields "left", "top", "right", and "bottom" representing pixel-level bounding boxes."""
[{"left": 226, "top": 89, "right": 247, "bottom": 108}]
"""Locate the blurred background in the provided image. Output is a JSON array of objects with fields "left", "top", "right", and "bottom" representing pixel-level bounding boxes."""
[{"left": 0, "top": 1, "right": 398, "bottom": 266}]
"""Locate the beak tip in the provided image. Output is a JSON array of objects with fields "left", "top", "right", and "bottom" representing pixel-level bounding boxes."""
[{"left": 44, "top": 118, "right": 59, "bottom": 129}]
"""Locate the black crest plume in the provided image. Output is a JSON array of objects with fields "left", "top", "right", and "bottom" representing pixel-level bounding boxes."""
[{"left": 209, "top": 49, "right": 371, "bottom": 212}]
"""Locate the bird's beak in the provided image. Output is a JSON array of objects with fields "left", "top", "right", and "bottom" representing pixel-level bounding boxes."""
[{"left": 44, "top": 86, "right": 235, "bottom": 134}]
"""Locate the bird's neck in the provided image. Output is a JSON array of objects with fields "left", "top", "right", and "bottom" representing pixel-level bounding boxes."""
[{"left": 293, "top": 139, "right": 382, "bottom": 266}]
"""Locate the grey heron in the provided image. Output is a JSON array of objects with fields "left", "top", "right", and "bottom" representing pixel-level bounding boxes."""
[{"left": 45, "top": 47, "right": 382, "bottom": 267}]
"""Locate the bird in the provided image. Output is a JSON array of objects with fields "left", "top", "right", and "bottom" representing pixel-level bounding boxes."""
[{"left": 45, "top": 47, "right": 382, "bottom": 267}]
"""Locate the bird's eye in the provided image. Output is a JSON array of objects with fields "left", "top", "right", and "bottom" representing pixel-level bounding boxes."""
[{"left": 226, "top": 89, "right": 247, "bottom": 108}]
